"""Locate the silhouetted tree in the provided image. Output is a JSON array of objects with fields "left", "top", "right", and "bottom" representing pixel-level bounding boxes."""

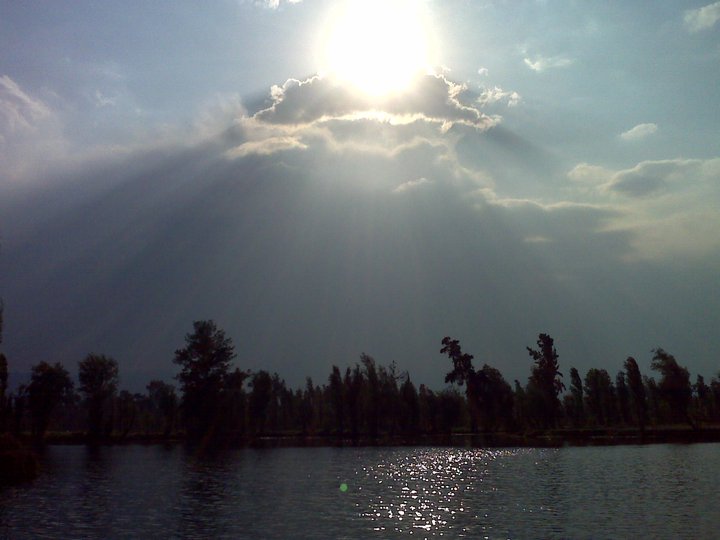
[
  {"left": 440, "top": 337, "right": 511, "bottom": 432},
  {"left": 298, "top": 377, "right": 315, "bottom": 435},
  {"left": 694, "top": 374, "right": 711, "bottom": 422},
  {"left": 328, "top": 366, "right": 345, "bottom": 435},
  {"left": 644, "top": 376, "right": 661, "bottom": 425},
  {"left": 474, "top": 364, "right": 514, "bottom": 432},
  {"left": 584, "top": 368, "right": 614, "bottom": 426},
  {"left": 147, "top": 380, "right": 178, "bottom": 437},
  {"left": 224, "top": 369, "right": 248, "bottom": 437},
  {"left": 437, "top": 388, "right": 464, "bottom": 434},
  {"left": 513, "top": 380, "right": 528, "bottom": 430},
  {"left": 173, "top": 320, "right": 236, "bottom": 440},
  {"left": 360, "top": 354, "right": 380, "bottom": 438},
  {"left": 568, "top": 367, "right": 585, "bottom": 427},
  {"left": 418, "top": 384, "right": 437, "bottom": 434},
  {"left": 711, "top": 374, "right": 720, "bottom": 421},
  {"left": 651, "top": 348, "right": 695, "bottom": 429},
  {"left": 399, "top": 374, "right": 420, "bottom": 437},
  {"left": 248, "top": 370, "right": 273, "bottom": 435},
  {"left": 78, "top": 354, "right": 119, "bottom": 440},
  {"left": 27, "top": 362, "right": 73, "bottom": 440},
  {"left": 115, "top": 390, "right": 138, "bottom": 438},
  {"left": 624, "top": 357, "right": 647, "bottom": 430},
  {"left": 526, "top": 333, "right": 564, "bottom": 428},
  {"left": 344, "top": 364, "right": 363, "bottom": 439},
  {"left": 615, "top": 371, "right": 631, "bottom": 425}
]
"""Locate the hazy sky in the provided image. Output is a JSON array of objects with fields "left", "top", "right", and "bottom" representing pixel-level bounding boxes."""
[{"left": 1, "top": 0, "right": 719, "bottom": 391}]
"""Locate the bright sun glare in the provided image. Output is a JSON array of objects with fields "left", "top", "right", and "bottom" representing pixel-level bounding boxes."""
[{"left": 320, "top": 0, "right": 432, "bottom": 97}]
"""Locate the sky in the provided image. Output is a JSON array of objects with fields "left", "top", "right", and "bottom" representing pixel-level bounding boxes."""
[{"left": 1, "top": 0, "right": 719, "bottom": 392}]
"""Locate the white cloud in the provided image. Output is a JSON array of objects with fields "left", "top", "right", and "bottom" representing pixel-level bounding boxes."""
[
  {"left": 477, "top": 67, "right": 489, "bottom": 77},
  {"left": 570, "top": 158, "right": 720, "bottom": 259},
  {"left": 392, "top": 177, "right": 433, "bottom": 194},
  {"left": 604, "top": 158, "right": 711, "bottom": 197},
  {"left": 523, "top": 55, "right": 573, "bottom": 72},
  {"left": 478, "top": 86, "right": 522, "bottom": 107},
  {"left": 0, "top": 75, "right": 51, "bottom": 133},
  {"left": 259, "top": 0, "right": 301, "bottom": 8},
  {"left": 255, "top": 74, "right": 499, "bottom": 132},
  {"left": 620, "top": 123, "right": 658, "bottom": 141},
  {"left": 94, "top": 90, "right": 117, "bottom": 108},
  {"left": 567, "top": 163, "right": 613, "bottom": 184},
  {"left": 684, "top": 2, "right": 720, "bottom": 32},
  {"left": 225, "top": 136, "right": 307, "bottom": 158}
]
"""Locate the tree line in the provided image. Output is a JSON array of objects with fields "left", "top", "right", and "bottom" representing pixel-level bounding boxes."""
[{"left": 1, "top": 318, "right": 720, "bottom": 444}]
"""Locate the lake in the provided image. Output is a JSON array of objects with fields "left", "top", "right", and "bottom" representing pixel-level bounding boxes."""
[{"left": 1, "top": 443, "right": 718, "bottom": 538}]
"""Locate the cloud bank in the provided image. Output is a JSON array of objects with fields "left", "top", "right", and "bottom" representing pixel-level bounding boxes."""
[{"left": 1, "top": 71, "right": 719, "bottom": 390}]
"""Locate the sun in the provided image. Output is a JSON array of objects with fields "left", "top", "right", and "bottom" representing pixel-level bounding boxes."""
[{"left": 319, "top": 0, "right": 432, "bottom": 97}]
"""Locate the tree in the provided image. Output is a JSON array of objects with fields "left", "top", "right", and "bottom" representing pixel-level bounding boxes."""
[
  {"left": 399, "top": 374, "right": 420, "bottom": 437},
  {"left": 173, "top": 320, "right": 236, "bottom": 439},
  {"left": 650, "top": 348, "right": 695, "bottom": 429},
  {"left": 694, "top": 375, "right": 711, "bottom": 422},
  {"left": 584, "top": 368, "right": 615, "bottom": 426},
  {"left": 328, "top": 366, "right": 345, "bottom": 435},
  {"left": 78, "top": 354, "right": 119, "bottom": 440},
  {"left": 224, "top": 369, "right": 248, "bottom": 437},
  {"left": 616, "top": 371, "right": 631, "bottom": 425},
  {"left": 624, "top": 357, "right": 647, "bottom": 431},
  {"left": 248, "top": 370, "right": 272, "bottom": 435},
  {"left": 568, "top": 367, "right": 585, "bottom": 427},
  {"left": 27, "top": 362, "right": 73, "bottom": 440},
  {"left": 440, "top": 337, "right": 511, "bottom": 432},
  {"left": 526, "top": 333, "right": 564, "bottom": 428},
  {"left": 147, "top": 380, "right": 178, "bottom": 437}
]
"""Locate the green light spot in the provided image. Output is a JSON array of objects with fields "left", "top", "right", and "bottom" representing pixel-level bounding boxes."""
[{"left": 339, "top": 483, "right": 348, "bottom": 492}]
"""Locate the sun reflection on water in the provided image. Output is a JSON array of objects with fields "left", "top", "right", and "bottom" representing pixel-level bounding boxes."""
[{"left": 357, "top": 448, "right": 525, "bottom": 536}]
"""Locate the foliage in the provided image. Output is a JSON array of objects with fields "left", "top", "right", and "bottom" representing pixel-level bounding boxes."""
[
  {"left": 78, "top": 354, "right": 119, "bottom": 440},
  {"left": 28, "top": 361, "right": 73, "bottom": 439},
  {"left": 651, "top": 348, "right": 694, "bottom": 428},
  {"left": 624, "top": 357, "right": 647, "bottom": 430},
  {"left": 173, "top": 320, "right": 236, "bottom": 439},
  {"left": 526, "top": 333, "right": 564, "bottom": 428}
]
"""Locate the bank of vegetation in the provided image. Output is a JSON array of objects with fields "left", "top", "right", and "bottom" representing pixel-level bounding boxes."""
[{"left": 2, "top": 311, "right": 720, "bottom": 454}]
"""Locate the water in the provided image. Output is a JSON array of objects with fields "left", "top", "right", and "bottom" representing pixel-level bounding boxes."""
[{"left": 1, "top": 443, "right": 718, "bottom": 539}]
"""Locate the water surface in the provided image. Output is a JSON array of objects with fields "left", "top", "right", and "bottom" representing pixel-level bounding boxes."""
[{"left": 1, "top": 443, "right": 718, "bottom": 538}]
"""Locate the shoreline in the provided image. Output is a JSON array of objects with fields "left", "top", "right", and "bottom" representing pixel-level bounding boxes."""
[{"left": 27, "top": 425, "right": 720, "bottom": 449}]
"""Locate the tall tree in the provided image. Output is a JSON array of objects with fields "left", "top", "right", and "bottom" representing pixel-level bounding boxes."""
[
  {"left": 147, "top": 380, "right": 178, "bottom": 437},
  {"left": 328, "top": 366, "right": 345, "bottom": 435},
  {"left": 27, "top": 361, "right": 73, "bottom": 440},
  {"left": 615, "top": 371, "right": 631, "bottom": 425},
  {"left": 248, "top": 370, "right": 272, "bottom": 435},
  {"left": 584, "top": 368, "right": 615, "bottom": 426},
  {"left": 651, "top": 348, "right": 695, "bottom": 429},
  {"left": 441, "top": 337, "right": 511, "bottom": 432},
  {"left": 624, "top": 357, "right": 647, "bottom": 431},
  {"left": 78, "top": 354, "right": 119, "bottom": 440},
  {"left": 526, "top": 333, "right": 564, "bottom": 428},
  {"left": 399, "top": 374, "right": 420, "bottom": 437},
  {"left": 568, "top": 367, "right": 585, "bottom": 427},
  {"left": 173, "top": 320, "right": 236, "bottom": 439}
]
